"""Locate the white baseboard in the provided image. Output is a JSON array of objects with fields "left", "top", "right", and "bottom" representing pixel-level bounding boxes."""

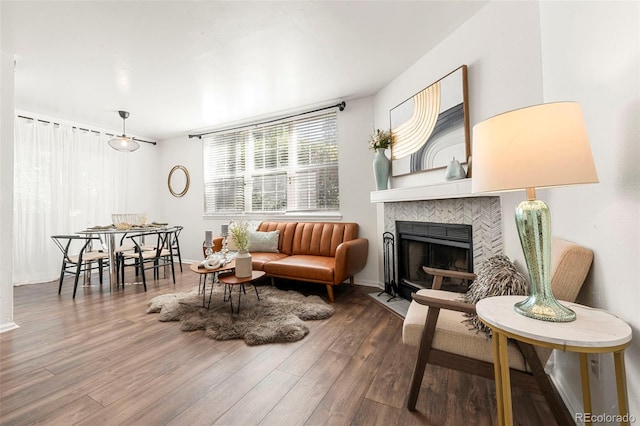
[{"left": 0, "top": 322, "right": 19, "bottom": 333}]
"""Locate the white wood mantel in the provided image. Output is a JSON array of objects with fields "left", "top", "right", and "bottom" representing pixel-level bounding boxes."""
[{"left": 370, "top": 178, "right": 494, "bottom": 203}]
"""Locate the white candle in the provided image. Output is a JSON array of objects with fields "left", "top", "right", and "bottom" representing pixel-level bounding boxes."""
[
  {"left": 205, "top": 230, "right": 213, "bottom": 247},
  {"left": 221, "top": 224, "right": 229, "bottom": 236}
]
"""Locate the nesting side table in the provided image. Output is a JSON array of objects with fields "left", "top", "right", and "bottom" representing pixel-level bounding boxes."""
[
  {"left": 477, "top": 295, "right": 632, "bottom": 426},
  {"left": 218, "top": 271, "right": 265, "bottom": 314},
  {"left": 189, "top": 260, "right": 235, "bottom": 308}
]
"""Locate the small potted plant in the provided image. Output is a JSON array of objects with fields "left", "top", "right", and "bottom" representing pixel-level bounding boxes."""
[
  {"left": 229, "top": 221, "right": 252, "bottom": 277},
  {"left": 229, "top": 221, "right": 249, "bottom": 252}
]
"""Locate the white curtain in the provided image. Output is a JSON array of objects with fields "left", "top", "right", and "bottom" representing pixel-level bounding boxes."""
[{"left": 13, "top": 116, "right": 130, "bottom": 285}]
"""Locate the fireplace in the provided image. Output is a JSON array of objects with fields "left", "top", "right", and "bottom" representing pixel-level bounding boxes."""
[{"left": 396, "top": 221, "right": 473, "bottom": 300}]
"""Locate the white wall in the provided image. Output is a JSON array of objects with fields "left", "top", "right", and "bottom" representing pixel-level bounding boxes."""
[
  {"left": 539, "top": 1, "right": 640, "bottom": 419},
  {"left": 157, "top": 96, "right": 379, "bottom": 285},
  {"left": 374, "top": 1, "right": 544, "bottom": 264},
  {"left": 0, "top": 46, "right": 17, "bottom": 332},
  {"left": 374, "top": 0, "right": 640, "bottom": 421}
]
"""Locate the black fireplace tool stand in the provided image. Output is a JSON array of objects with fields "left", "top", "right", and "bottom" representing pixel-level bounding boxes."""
[{"left": 378, "top": 231, "right": 398, "bottom": 302}]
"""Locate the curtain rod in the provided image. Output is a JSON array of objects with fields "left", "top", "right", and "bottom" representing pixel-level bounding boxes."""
[
  {"left": 188, "top": 101, "right": 346, "bottom": 139},
  {"left": 16, "top": 114, "right": 158, "bottom": 145}
]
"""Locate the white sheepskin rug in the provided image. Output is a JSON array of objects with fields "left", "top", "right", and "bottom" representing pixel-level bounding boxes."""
[{"left": 146, "top": 283, "right": 335, "bottom": 345}]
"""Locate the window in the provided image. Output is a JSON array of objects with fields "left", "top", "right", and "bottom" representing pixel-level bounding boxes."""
[{"left": 203, "top": 111, "right": 339, "bottom": 215}]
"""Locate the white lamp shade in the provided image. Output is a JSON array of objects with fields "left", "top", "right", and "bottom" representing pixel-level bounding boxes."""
[
  {"left": 108, "top": 135, "right": 140, "bottom": 152},
  {"left": 471, "top": 102, "right": 598, "bottom": 193}
]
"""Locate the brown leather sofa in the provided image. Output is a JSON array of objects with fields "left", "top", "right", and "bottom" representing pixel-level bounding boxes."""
[{"left": 220, "top": 222, "right": 368, "bottom": 303}]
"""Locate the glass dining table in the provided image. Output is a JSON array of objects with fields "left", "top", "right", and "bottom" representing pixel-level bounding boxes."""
[{"left": 77, "top": 223, "right": 173, "bottom": 291}]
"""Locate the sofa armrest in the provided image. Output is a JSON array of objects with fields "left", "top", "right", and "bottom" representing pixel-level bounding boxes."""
[{"left": 334, "top": 238, "right": 369, "bottom": 284}]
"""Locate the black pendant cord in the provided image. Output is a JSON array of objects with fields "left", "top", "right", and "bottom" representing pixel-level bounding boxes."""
[
  {"left": 16, "top": 114, "right": 157, "bottom": 145},
  {"left": 188, "top": 101, "right": 346, "bottom": 139}
]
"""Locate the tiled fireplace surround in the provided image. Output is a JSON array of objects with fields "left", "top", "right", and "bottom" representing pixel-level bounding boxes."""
[{"left": 383, "top": 196, "right": 503, "bottom": 272}]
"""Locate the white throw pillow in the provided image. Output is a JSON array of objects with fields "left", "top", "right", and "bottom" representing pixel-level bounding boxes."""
[{"left": 247, "top": 230, "right": 280, "bottom": 253}]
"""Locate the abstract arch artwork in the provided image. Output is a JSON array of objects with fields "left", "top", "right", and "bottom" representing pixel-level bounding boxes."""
[{"left": 390, "top": 65, "right": 470, "bottom": 176}]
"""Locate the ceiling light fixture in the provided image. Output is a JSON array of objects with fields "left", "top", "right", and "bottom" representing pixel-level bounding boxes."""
[{"left": 108, "top": 110, "right": 140, "bottom": 152}]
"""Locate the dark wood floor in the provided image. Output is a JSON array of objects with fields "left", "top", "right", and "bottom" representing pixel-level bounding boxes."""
[{"left": 1, "top": 266, "right": 557, "bottom": 425}]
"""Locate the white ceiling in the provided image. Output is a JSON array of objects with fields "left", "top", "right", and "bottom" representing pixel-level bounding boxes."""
[{"left": 2, "top": 1, "right": 487, "bottom": 140}]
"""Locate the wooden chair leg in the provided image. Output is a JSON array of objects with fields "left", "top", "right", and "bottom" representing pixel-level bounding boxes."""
[
  {"left": 349, "top": 276, "right": 355, "bottom": 287},
  {"left": 516, "top": 341, "right": 574, "bottom": 425},
  {"left": 407, "top": 306, "right": 440, "bottom": 410}
]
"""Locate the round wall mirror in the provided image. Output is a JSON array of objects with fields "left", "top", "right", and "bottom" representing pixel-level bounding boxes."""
[{"left": 168, "top": 165, "right": 190, "bottom": 197}]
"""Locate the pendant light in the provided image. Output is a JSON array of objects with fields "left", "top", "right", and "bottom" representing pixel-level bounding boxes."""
[{"left": 108, "top": 110, "right": 140, "bottom": 152}]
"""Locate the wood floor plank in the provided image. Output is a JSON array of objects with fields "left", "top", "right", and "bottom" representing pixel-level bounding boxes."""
[
  {"left": 363, "top": 315, "right": 415, "bottom": 409},
  {"left": 261, "top": 349, "right": 352, "bottom": 425},
  {"left": 445, "top": 368, "right": 494, "bottom": 425},
  {"left": 30, "top": 395, "right": 103, "bottom": 426},
  {"left": 0, "top": 266, "right": 561, "bottom": 425},
  {"left": 166, "top": 342, "right": 305, "bottom": 425},
  {"left": 213, "top": 369, "right": 299, "bottom": 425},
  {"left": 73, "top": 347, "right": 230, "bottom": 426},
  {"left": 351, "top": 398, "right": 404, "bottom": 426},
  {"left": 118, "top": 344, "right": 269, "bottom": 425},
  {"left": 276, "top": 299, "right": 367, "bottom": 378},
  {"left": 305, "top": 310, "right": 399, "bottom": 424}
]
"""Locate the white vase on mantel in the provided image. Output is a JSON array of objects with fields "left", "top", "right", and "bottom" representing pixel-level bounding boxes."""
[{"left": 235, "top": 250, "right": 252, "bottom": 278}]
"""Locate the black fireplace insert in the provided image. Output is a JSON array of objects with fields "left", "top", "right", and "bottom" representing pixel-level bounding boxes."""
[{"left": 396, "top": 221, "right": 473, "bottom": 301}]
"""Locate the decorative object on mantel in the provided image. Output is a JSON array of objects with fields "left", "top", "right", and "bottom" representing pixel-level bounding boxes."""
[
  {"left": 390, "top": 65, "right": 470, "bottom": 177},
  {"left": 472, "top": 102, "right": 598, "bottom": 322},
  {"left": 444, "top": 156, "right": 466, "bottom": 181},
  {"left": 369, "top": 128, "right": 391, "bottom": 190},
  {"left": 230, "top": 221, "right": 252, "bottom": 278}
]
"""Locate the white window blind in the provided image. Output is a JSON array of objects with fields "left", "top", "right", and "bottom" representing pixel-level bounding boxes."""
[{"left": 203, "top": 111, "right": 339, "bottom": 215}]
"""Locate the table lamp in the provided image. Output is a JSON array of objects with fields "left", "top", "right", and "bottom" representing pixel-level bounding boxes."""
[{"left": 472, "top": 102, "right": 598, "bottom": 322}]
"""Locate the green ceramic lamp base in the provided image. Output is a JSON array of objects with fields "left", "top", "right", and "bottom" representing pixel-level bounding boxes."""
[
  {"left": 514, "top": 294, "right": 576, "bottom": 322},
  {"left": 514, "top": 190, "right": 576, "bottom": 323}
]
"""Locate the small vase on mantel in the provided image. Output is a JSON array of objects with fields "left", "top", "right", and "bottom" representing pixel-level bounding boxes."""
[
  {"left": 235, "top": 250, "right": 252, "bottom": 278},
  {"left": 445, "top": 156, "right": 466, "bottom": 181},
  {"left": 373, "top": 148, "right": 391, "bottom": 190}
]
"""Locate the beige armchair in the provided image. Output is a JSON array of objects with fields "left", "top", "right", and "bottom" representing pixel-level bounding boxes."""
[{"left": 402, "top": 237, "right": 594, "bottom": 424}]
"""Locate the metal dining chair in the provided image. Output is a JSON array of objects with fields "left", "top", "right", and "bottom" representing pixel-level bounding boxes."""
[
  {"left": 170, "top": 225, "right": 184, "bottom": 272},
  {"left": 51, "top": 235, "right": 109, "bottom": 298},
  {"left": 120, "top": 228, "right": 177, "bottom": 290}
]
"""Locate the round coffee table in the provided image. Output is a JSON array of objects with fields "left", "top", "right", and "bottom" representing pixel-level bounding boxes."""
[
  {"left": 189, "top": 260, "right": 235, "bottom": 308},
  {"left": 218, "top": 271, "right": 265, "bottom": 313}
]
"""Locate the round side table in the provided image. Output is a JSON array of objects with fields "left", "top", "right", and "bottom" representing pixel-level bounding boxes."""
[
  {"left": 189, "top": 260, "right": 235, "bottom": 308},
  {"left": 477, "top": 295, "right": 632, "bottom": 426},
  {"left": 218, "top": 271, "right": 265, "bottom": 314}
]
